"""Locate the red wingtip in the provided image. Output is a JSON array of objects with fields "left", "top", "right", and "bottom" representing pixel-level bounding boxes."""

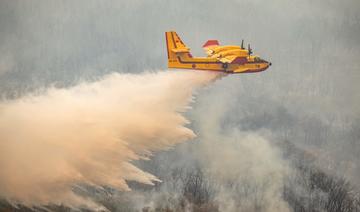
[{"left": 202, "top": 40, "right": 219, "bottom": 48}]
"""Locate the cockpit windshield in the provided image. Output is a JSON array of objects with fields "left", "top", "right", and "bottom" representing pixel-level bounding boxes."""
[{"left": 254, "top": 57, "right": 267, "bottom": 63}]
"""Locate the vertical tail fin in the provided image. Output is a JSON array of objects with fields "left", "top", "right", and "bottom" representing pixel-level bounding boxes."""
[{"left": 165, "top": 31, "right": 192, "bottom": 68}]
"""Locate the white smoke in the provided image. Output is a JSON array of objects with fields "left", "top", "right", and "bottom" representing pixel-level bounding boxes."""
[
  {"left": 0, "top": 70, "right": 221, "bottom": 207},
  {"left": 192, "top": 84, "right": 291, "bottom": 212},
  {"left": 124, "top": 77, "right": 292, "bottom": 212}
]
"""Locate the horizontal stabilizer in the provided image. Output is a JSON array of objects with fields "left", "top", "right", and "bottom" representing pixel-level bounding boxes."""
[{"left": 171, "top": 47, "right": 190, "bottom": 53}]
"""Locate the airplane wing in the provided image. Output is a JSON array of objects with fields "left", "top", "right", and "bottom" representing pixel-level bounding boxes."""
[
  {"left": 209, "top": 46, "right": 248, "bottom": 64},
  {"left": 206, "top": 45, "right": 245, "bottom": 57},
  {"left": 171, "top": 47, "right": 190, "bottom": 53},
  {"left": 202, "top": 41, "right": 248, "bottom": 64}
]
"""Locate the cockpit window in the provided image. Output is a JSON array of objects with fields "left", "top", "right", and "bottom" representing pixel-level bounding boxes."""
[{"left": 254, "top": 57, "right": 266, "bottom": 63}]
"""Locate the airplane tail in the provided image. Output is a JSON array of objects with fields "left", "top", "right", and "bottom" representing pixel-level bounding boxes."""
[{"left": 165, "top": 31, "right": 192, "bottom": 68}]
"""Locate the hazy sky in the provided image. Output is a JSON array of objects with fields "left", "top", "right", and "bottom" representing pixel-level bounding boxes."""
[{"left": 0, "top": 0, "right": 359, "bottom": 88}]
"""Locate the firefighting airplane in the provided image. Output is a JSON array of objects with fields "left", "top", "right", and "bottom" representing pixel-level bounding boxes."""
[{"left": 166, "top": 31, "right": 271, "bottom": 73}]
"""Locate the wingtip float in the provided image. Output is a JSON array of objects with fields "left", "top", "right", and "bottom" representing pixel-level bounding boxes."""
[{"left": 166, "top": 31, "right": 271, "bottom": 74}]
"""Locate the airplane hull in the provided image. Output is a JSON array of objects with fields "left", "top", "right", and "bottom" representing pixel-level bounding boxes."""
[{"left": 169, "top": 57, "right": 268, "bottom": 74}]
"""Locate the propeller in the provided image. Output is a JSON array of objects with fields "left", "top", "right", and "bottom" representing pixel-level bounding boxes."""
[
  {"left": 241, "top": 39, "right": 244, "bottom": 49},
  {"left": 248, "top": 44, "right": 253, "bottom": 56}
]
